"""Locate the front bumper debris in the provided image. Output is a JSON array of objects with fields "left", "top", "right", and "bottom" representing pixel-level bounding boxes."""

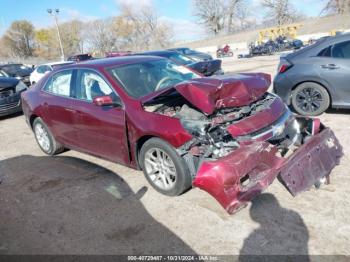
[{"left": 192, "top": 128, "right": 343, "bottom": 214}]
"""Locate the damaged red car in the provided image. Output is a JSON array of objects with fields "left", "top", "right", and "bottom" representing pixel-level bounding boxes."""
[{"left": 21, "top": 56, "right": 343, "bottom": 214}]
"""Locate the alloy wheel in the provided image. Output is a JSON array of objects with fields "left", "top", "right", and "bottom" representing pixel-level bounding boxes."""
[
  {"left": 295, "top": 87, "right": 323, "bottom": 113},
  {"left": 144, "top": 148, "right": 177, "bottom": 190},
  {"left": 34, "top": 123, "right": 51, "bottom": 152}
]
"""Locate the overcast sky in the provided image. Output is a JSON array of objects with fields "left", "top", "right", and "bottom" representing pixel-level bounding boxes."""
[{"left": 0, "top": 0, "right": 326, "bottom": 41}]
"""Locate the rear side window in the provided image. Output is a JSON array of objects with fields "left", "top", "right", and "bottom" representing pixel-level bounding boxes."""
[
  {"left": 318, "top": 46, "right": 331, "bottom": 57},
  {"left": 44, "top": 70, "right": 73, "bottom": 97},
  {"left": 332, "top": 40, "right": 350, "bottom": 59}
]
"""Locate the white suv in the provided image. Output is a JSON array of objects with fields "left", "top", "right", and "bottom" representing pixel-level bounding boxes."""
[{"left": 30, "top": 61, "right": 73, "bottom": 85}]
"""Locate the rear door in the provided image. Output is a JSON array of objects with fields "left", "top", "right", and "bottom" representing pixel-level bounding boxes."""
[
  {"left": 318, "top": 40, "right": 350, "bottom": 105},
  {"left": 40, "top": 69, "right": 79, "bottom": 147},
  {"left": 71, "top": 69, "right": 129, "bottom": 164}
]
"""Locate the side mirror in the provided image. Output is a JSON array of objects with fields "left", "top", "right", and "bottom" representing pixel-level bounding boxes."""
[{"left": 93, "top": 95, "right": 122, "bottom": 107}]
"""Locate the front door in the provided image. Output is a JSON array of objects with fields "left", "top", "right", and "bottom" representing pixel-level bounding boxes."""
[{"left": 71, "top": 69, "right": 129, "bottom": 164}]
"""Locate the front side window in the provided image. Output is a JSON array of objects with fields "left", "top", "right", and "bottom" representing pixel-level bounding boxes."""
[
  {"left": 44, "top": 70, "right": 72, "bottom": 97},
  {"left": 332, "top": 40, "right": 350, "bottom": 59},
  {"left": 75, "top": 70, "right": 114, "bottom": 101},
  {"left": 108, "top": 59, "right": 200, "bottom": 98},
  {"left": 37, "top": 65, "right": 51, "bottom": 74}
]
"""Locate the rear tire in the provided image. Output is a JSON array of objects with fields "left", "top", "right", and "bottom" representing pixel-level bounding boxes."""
[
  {"left": 139, "top": 138, "right": 192, "bottom": 196},
  {"left": 291, "top": 82, "right": 330, "bottom": 116},
  {"left": 33, "top": 117, "right": 65, "bottom": 155}
]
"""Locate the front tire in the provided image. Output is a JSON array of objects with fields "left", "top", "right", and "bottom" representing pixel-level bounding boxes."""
[
  {"left": 33, "top": 117, "right": 64, "bottom": 155},
  {"left": 139, "top": 138, "right": 192, "bottom": 196},
  {"left": 291, "top": 82, "right": 330, "bottom": 116}
]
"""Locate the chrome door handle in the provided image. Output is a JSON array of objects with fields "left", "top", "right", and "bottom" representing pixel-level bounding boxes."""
[{"left": 321, "top": 64, "right": 340, "bottom": 69}]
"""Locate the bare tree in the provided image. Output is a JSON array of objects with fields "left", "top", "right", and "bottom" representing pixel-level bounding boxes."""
[
  {"left": 321, "top": 0, "right": 350, "bottom": 14},
  {"left": 193, "top": 0, "right": 248, "bottom": 34},
  {"left": 86, "top": 18, "right": 118, "bottom": 56},
  {"left": 226, "top": 0, "right": 241, "bottom": 33},
  {"left": 118, "top": 2, "right": 172, "bottom": 50},
  {"left": 261, "top": 0, "right": 300, "bottom": 26},
  {"left": 192, "top": 0, "right": 226, "bottom": 35}
]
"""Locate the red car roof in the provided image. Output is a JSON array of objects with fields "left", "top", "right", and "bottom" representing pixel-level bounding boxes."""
[{"left": 66, "top": 55, "right": 165, "bottom": 69}]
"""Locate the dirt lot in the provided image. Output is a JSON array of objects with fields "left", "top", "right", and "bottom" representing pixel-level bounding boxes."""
[{"left": 0, "top": 56, "right": 349, "bottom": 258}]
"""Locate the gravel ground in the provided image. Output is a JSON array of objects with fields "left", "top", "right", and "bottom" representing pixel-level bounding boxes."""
[{"left": 0, "top": 56, "right": 349, "bottom": 258}]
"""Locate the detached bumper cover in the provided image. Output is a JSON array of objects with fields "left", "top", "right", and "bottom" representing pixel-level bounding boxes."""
[
  {"left": 192, "top": 128, "right": 343, "bottom": 214},
  {"left": 279, "top": 128, "right": 342, "bottom": 196}
]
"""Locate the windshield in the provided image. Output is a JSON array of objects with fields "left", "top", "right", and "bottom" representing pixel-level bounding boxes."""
[
  {"left": 0, "top": 70, "right": 9, "bottom": 77},
  {"left": 108, "top": 59, "right": 200, "bottom": 98},
  {"left": 167, "top": 53, "right": 195, "bottom": 65}
]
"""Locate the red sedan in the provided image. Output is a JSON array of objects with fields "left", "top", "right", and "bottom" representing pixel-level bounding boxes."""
[{"left": 21, "top": 56, "right": 343, "bottom": 214}]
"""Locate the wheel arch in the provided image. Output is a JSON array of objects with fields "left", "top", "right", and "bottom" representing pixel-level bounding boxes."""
[
  {"left": 29, "top": 114, "right": 39, "bottom": 129},
  {"left": 134, "top": 135, "right": 156, "bottom": 170}
]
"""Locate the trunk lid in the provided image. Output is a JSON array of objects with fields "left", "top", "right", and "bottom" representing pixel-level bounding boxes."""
[{"left": 188, "top": 59, "right": 222, "bottom": 76}]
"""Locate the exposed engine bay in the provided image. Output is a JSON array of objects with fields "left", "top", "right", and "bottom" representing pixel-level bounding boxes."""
[{"left": 144, "top": 92, "right": 308, "bottom": 162}]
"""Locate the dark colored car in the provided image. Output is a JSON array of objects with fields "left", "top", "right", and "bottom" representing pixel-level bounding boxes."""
[
  {"left": 0, "top": 63, "right": 33, "bottom": 86},
  {"left": 21, "top": 56, "right": 342, "bottom": 214},
  {"left": 274, "top": 33, "right": 350, "bottom": 116},
  {"left": 67, "top": 53, "right": 94, "bottom": 62},
  {"left": 168, "top": 47, "right": 213, "bottom": 61},
  {"left": 0, "top": 70, "right": 27, "bottom": 117},
  {"left": 290, "top": 39, "right": 304, "bottom": 49},
  {"left": 138, "top": 50, "right": 222, "bottom": 76},
  {"left": 106, "top": 51, "right": 132, "bottom": 57}
]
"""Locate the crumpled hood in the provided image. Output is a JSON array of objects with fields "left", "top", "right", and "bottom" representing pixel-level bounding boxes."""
[{"left": 174, "top": 73, "right": 271, "bottom": 115}]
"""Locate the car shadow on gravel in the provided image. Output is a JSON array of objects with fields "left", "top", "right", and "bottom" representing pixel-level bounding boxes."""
[
  {"left": 239, "top": 193, "right": 310, "bottom": 262},
  {"left": 0, "top": 155, "right": 196, "bottom": 255}
]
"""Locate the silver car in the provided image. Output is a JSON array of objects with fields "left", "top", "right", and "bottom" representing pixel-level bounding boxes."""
[{"left": 273, "top": 33, "right": 350, "bottom": 116}]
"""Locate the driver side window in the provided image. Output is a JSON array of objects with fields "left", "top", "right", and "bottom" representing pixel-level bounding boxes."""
[{"left": 75, "top": 70, "right": 114, "bottom": 101}]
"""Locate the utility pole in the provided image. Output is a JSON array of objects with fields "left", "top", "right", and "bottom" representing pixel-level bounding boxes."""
[{"left": 47, "top": 8, "right": 65, "bottom": 61}]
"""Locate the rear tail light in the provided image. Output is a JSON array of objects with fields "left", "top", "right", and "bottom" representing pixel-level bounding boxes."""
[{"left": 278, "top": 60, "right": 293, "bottom": 73}]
